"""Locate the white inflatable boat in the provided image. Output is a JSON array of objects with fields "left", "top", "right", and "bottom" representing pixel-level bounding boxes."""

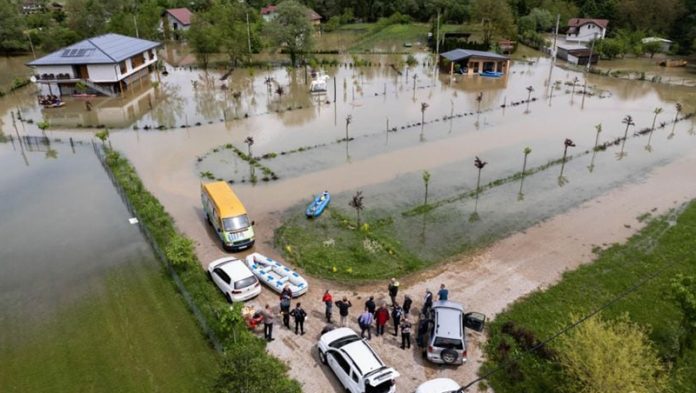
[{"left": 245, "top": 252, "right": 309, "bottom": 297}]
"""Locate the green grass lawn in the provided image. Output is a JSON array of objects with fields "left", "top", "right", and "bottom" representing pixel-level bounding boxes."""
[
  {"left": 482, "top": 201, "right": 696, "bottom": 392},
  {"left": 0, "top": 259, "right": 219, "bottom": 392},
  {"left": 275, "top": 208, "right": 425, "bottom": 283}
]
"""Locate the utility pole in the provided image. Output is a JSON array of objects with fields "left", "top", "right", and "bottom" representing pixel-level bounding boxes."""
[
  {"left": 133, "top": 15, "right": 139, "bottom": 38},
  {"left": 435, "top": 10, "right": 441, "bottom": 56},
  {"left": 551, "top": 14, "right": 560, "bottom": 58},
  {"left": 26, "top": 32, "right": 36, "bottom": 59},
  {"left": 586, "top": 32, "right": 598, "bottom": 72},
  {"left": 246, "top": 12, "right": 252, "bottom": 54}
]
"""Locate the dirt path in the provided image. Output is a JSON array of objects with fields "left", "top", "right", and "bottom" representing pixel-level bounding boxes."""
[{"left": 211, "top": 150, "right": 696, "bottom": 393}]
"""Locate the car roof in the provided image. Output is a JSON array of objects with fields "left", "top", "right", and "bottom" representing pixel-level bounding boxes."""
[
  {"left": 416, "top": 378, "right": 461, "bottom": 393},
  {"left": 341, "top": 340, "right": 384, "bottom": 375},
  {"left": 321, "top": 327, "right": 358, "bottom": 346},
  {"left": 216, "top": 259, "right": 254, "bottom": 280},
  {"left": 434, "top": 302, "right": 464, "bottom": 339}
]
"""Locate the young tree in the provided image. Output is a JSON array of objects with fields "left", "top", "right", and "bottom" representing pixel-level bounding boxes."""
[
  {"left": 244, "top": 136, "right": 254, "bottom": 158},
  {"left": 345, "top": 114, "right": 352, "bottom": 141},
  {"left": 525, "top": 86, "right": 534, "bottom": 113},
  {"left": 621, "top": 114, "right": 635, "bottom": 141},
  {"left": 422, "top": 170, "right": 431, "bottom": 205},
  {"left": 266, "top": 0, "right": 315, "bottom": 67},
  {"left": 562, "top": 138, "right": 575, "bottom": 164},
  {"left": 470, "top": 0, "right": 514, "bottom": 44},
  {"left": 651, "top": 107, "right": 663, "bottom": 130},
  {"left": 420, "top": 102, "right": 429, "bottom": 125},
  {"left": 674, "top": 102, "right": 682, "bottom": 122},
  {"left": 349, "top": 191, "right": 364, "bottom": 227},
  {"left": 474, "top": 156, "right": 487, "bottom": 195},
  {"left": 643, "top": 40, "right": 663, "bottom": 58},
  {"left": 557, "top": 314, "right": 668, "bottom": 393},
  {"left": 521, "top": 147, "right": 532, "bottom": 175}
]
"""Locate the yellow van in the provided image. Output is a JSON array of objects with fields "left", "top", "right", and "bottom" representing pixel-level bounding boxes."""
[{"left": 201, "top": 181, "right": 255, "bottom": 251}]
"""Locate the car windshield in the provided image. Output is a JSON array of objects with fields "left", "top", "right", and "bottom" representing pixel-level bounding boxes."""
[
  {"left": 329, "top": 335, "right": 360, "bottom": 348},
  {"left": 433, "top": 337, "right": 464, "bottom": 350},
  {"left": 234, "top": 276, "right": 257, "bottom": 289},
  {"left": 222, "top": 215, "right": 250, "bottom": 231}
]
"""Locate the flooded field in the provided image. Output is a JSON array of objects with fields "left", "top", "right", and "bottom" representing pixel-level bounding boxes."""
[
  {"left": 0, "top": 140, "right": 217, "bottom": 391},
  {"left": 3, "top": 43, "right": 696, "bottom": 393}
]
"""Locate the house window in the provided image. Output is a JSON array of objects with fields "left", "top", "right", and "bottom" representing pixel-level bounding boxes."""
[
  {"left": 119, "top": 61, "right": 127, "bottom": 74},
  {"left": 131, "top": 53, "right": 145, "bottom": 68},
  {"left": 148, "top": 50, "right": 155, "bottom": 60}
]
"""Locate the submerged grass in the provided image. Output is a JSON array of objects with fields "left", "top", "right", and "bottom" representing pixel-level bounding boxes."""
[
  {"left": 0, "top": 262, "right": 219, "bottom": 392},
  {"left": 482, "top": 201, "right": 696, "bottom": 393}
]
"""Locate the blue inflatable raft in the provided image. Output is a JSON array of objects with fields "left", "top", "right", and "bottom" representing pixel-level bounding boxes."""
[{"left": 306, "top": 191, "right": 330, "bottom": 218}]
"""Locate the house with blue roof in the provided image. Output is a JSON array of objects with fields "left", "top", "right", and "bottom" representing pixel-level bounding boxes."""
[
  {"left": 439, "top": 49, "right": 510, "bottom": 77},
  {"left": 27, "top": 33, "right": 162, "bottom": 97}
]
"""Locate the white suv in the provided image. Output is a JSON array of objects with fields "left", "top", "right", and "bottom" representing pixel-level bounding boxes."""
[
  {"left": 424, "top": 301, "right": 486, "bottom": 365},
  {"left": 318, "top": 327, "right": 400, "bottom": 393}
]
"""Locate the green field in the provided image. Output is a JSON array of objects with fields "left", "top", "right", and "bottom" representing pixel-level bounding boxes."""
[
  {"left": 0, "top": 259, "right": 219, "bottom": 392},
  {"left": 482, "top": 201, "right": 696, "bottom": 392}
]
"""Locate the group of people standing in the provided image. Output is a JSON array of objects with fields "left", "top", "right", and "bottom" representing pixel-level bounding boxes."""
[
  {"left": 258, "top": 284, "right": 308, "bottom": 341},
  {"left": 321, "top": 278, "right": 450, "bottom": 351},
  {"left": 258, "top": 279, "right": 450, "bottom": 347}
]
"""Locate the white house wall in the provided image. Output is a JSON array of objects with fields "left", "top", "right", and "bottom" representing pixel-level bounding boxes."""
[
  {"left": 88, "top": 64, "right": 120, "bottom": 82},
  {"left": 567, "top": 23, "right": 606, "bottom": 42}
]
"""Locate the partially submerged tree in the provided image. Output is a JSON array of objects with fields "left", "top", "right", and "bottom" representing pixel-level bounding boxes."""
[
  {"left": 474, "top": 156, "right": 487, "bottom": 195},
  {"left": 618, "top": 115, "right": 634, "bottom": 159},
  {"left": 349, "top": 191, "right": 364, "bottom": 227},
  {"left": 187, "top": 14, "right": 221, "bottom": 69},
  {"left": 244, "top": 136, "right": 254, "bottom": 158},
  {"left": 345, "top": 114, "right": 352, "bottom": 141},
  {"left": 422, "top": 170, "right": 431, "bottom": 206},
  {"left": 266, "top": 0, "right": 315, "bottom": 67},
  {"left": 557, "top": 313, "right": 668, "bottom": 393},
  {"left": 525, "top": 86, "right": 534, "bottom": 113},
  {"left": 559, "top": 138, "right": 575, "bottom": 185},
  {"left": 674, "top": 102, "right": 683, "bottom": 122},
  {"left": 651, "top": 107, "right": 663, "bottom": 130}
]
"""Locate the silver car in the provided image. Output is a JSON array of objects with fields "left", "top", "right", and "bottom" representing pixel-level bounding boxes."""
[{"left": 424, "top": 301, "right": 485, "bottom": 365}]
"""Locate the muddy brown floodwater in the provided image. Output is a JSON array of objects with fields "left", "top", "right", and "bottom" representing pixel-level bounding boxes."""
[{"left": 4, "top": 49, "right": 696, "bottom": 392}]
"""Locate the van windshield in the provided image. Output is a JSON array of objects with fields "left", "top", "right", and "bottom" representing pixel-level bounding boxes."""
[{"left": 223, "top": 215, "right": 250, "bottom": 231}]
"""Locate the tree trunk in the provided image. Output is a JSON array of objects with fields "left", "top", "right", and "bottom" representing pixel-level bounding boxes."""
[
  {"left": 522, "top": 154, "right": 528, "bottom": 175},
  {"left": 475, "top": 169, "right": 482, "bottom": 195},
  {"left": 651, "top": 113, "right": 658, "bottom": 130},
  {"left": 356, "top": 210, "right": 361, "bottom": 227},
  {"left": 424, "top": 183, "right": 429, "bottom": 205}
]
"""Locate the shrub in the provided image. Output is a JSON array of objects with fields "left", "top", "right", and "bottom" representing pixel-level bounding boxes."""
[{"left": 164, "top": 233, "right": 197, "bottom": 269}]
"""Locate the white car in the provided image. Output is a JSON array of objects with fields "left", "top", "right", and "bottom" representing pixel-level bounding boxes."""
[
  {"left": 207, "top": 257, "right": 261, "bottom": 303},
  {"left": 415, "top": 378, "right": 463, "bottom": 393},
  {"left": 318, "top": 327, "right": 400, "bottom": 393}
]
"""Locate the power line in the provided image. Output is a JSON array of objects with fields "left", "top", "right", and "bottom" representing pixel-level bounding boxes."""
[{"left": 462, "top": 205, "right": 686, "bottom": 391}]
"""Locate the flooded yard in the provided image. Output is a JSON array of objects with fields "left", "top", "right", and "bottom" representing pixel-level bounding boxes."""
[
  {"left": 0, "top": 140, "right": 218, "bottom": 392},
  {"left": 2, "top": 45, "right": 696, "bottom": 392}
]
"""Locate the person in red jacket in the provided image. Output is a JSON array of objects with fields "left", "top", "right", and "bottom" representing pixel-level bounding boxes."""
[
  {"left": 375, "top": 303, "right": 390, "bottom": 337},
  {"left": 322, "top": 289, "right": 333, "bottom": 323}
]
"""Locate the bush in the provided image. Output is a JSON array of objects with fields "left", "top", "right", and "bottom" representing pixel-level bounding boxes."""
[{"left": 165, "top": 233, "right": 197, "bottom": 269}]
